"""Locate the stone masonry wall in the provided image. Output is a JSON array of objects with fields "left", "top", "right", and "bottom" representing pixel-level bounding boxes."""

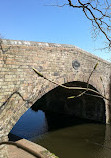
[{"left": 0, "top": 39, "right": 111, "bottom": 157}]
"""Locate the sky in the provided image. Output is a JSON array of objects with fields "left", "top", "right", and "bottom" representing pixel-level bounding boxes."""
[{"left": 0, "top": 0, "right": 111, "bottom": 61}]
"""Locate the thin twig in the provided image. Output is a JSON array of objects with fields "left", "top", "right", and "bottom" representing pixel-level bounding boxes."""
[
  {"left": 32, "top": 67, "right": 110, "bottom": 101},
  {"left": 68, "top": 63, "right": 99, "bottom": 99},
  {"left": 67, "top": 0, "right": 111, "bottom": 47},
  {"left": 0, "top": 91, "right": 32, "bottom": 112}
]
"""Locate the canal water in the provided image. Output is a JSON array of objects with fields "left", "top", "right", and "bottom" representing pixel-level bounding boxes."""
[{"left": 9, "top": 108, "right": 111, "bottom": 158}]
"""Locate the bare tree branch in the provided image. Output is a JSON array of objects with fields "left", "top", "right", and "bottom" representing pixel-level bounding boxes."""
[
  {"left": 32, "top": 66, "right": 110, "bottom": 101},
  {"left": 0, "top": 90, "right": 33, "bottom": 113},
  {"left": 0, "top": 36, "right": 11, "bottom": 64},
  {"left": 50, "top": 0, "right": 111, "bottom": 49},
  {"left": 67, "top": 63, "right": 99, "bottom": 99},
  {"left": 67, "top": 0, "right": 111, "bottom": 45}
]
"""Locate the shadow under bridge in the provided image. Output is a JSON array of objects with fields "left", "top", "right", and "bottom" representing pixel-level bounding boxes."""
[{"left": 31, "top": 81, "right": 106, "bottom": 123}]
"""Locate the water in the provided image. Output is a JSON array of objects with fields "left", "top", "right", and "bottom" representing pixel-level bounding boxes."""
[{"left": 10, "top": 109, "right": 111, "bottom": 158}]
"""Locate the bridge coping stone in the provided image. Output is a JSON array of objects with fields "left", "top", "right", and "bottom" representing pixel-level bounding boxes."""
[{"left": 7, "top": 138, "right": 57, "bottom": 158}]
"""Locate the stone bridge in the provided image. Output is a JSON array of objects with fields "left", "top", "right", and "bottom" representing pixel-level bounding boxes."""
[{"left": 0, "top": 39, "right": 111, "bottom": 157}]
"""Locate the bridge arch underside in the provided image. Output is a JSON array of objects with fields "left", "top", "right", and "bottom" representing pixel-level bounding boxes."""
[{"left": 31, "top": 81, "right": 106, "bottom": 123}]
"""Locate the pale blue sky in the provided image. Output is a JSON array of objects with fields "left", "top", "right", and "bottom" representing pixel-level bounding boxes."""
[{"left": 0, "top": 0, "right": 110, "bottom": 61}]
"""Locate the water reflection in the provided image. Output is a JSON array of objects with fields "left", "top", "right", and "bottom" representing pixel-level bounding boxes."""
[
  {"left": 9, "top": 109, "right": 111, "bottom": 158},
  {"left": 10, "top": 109, "right": 48, "bottom": 140},
  {"left": 101, "top": 125, "right": 111, "bottom": 158}
]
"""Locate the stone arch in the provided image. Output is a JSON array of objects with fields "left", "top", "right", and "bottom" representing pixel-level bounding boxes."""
[
  {"left": 1, "top": 72, "right": 106, "bottom": 137},
  {"left": 0, "top": 39, "right": 111, "bottom": 158}
]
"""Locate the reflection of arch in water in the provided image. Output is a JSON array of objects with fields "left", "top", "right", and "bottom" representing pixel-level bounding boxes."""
[
  {"left": 104, "top": 125, "right": 111, "bottom": 149},
  {"left": 97, "top": 125, "right": 111, "bottom": 157},
  {"left": 31, "top": 81, "right": 106, "bottom": 123}
]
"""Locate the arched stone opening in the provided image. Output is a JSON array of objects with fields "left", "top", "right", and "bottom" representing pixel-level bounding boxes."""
[
  {"left": 1, "top": 69, "right": 107, "bottom": 139},
  {"left": 8, "top": 81, "right": 105, "bottom": 142},
  {"left": 2, "top": 78, "right": 105, "bottom": 143},
  {"left": 6, "top": 79, "right": 105, "bottom": 142},
  {"left": 31, "top": 81, "right": 106, "bottom": 123},
  {"left": 6, "top": 80, "right": 105, "bottom": 158}
]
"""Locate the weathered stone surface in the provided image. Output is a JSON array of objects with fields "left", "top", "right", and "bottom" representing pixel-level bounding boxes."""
[
  {"left": 7, "top": 139, "right": 57, "bottom": 158},
  {"left": 0, "top": 39, "right": 111, "bottom": 157}
]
